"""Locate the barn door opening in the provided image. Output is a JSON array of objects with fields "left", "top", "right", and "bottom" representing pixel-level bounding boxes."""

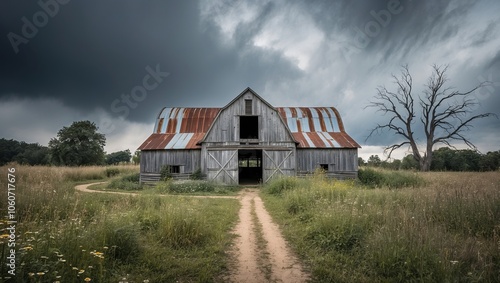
[{"left": 238, "top": 149, "right": 262, "bottom": 185}]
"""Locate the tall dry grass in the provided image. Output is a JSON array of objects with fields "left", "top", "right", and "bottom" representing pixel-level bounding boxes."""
[
  {"left": 262, "top": 170, "right": 500, "bottom": 282},
  {"left": 0, "top": 164, "right": 239, "bottom": 282}
]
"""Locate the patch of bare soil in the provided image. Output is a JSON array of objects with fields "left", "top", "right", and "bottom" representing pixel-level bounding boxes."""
[{"left": 229, "top": 189, "right": 309, "bottom": 283}]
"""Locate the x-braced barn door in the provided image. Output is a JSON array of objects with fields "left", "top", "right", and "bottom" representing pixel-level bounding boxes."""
[
  {"left": 263, "top": 149, "right": 295, "bottom": 183},
  {"left": 206, "top": 150, "right": 238, "bottom": 185}
]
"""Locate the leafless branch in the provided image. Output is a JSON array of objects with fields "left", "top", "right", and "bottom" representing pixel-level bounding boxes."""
[{"left": 366, "top": 64, "right": 497, "bottom": 171}]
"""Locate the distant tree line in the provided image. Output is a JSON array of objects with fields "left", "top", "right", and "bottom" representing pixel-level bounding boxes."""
[
  {"left": 0, "top": 137, "right": 135, "bottom": 166},
  {"left": 1, "top": 120, "right": 139, "bottom": 166},
  {"left": 359, "top": 147, "right": 500, "bottom": 172},
  {"left": 0, "top": 139, "right": 50, "bottom": 166}
]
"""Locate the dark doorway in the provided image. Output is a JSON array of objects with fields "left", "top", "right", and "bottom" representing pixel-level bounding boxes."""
[
  {"left": 238, "top": 149, "right": 262, "bottom": 185},
  {"left": 240, "top": 116, "right": 259, "bottom": 139}
]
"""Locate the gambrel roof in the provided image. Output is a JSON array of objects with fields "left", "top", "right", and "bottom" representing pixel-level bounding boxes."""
[
  {"left": 138, "top": 107, "right": 219, "bottom": 150},
  {"left": 277, "top": 107, "right": 360, "bottom": 148},
  {"left": 138, "top": 88, "right": 360, "bottom": 150}
]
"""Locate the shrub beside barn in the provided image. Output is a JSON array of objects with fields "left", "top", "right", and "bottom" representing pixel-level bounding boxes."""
[{"left": 138, "top": 87, "right": 360, "bottom": 185}]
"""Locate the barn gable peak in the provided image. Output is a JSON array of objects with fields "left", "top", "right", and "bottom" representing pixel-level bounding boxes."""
[
  {"left": 221, "top": 87, "right": 276, "bottom": 112},
  {"left": 199, "top": 87, "right": 297, "bottom": 144}
]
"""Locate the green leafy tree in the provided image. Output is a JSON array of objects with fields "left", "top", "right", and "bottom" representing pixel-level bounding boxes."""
[
  {"left": 14, "top": 143, "right": 50, "bottom": 165},
  {"left": 480, "top": 151, "right": 500, "bottom": 171},
  {"left": 358, "top": 157, "right": 366, "bottom": 166},
  {"left": 456, "top": 149, "right": 481, "bottom": 171},
  {"left": 0, "top": 138, "right": 50, "bottom": 165},
  {"left": 49, "top": 121, "right": 106, "bottom": 166},
  {"left": 401, "top": 154, "right": 419, "bottom": 170},
  {"left": 106, "top": 149, "right": 132, "bottom": 165},
  {"left": 367, "top": 155, "right": 382, "bottom": 167},
  {"left": 0, "top": 138, "right": 23, "bottom": 165},
  {"left": 387, "top": 159, "right": 402, "bottom": 170},
  {"left": 431, "top": 147, "right": 454, "bottom": 171},
  {"left": 431, "top": 147, "right": 483, "bottom": 171},
  {"left": 132, "top": 150, "right": 141, "bottom": 165}
]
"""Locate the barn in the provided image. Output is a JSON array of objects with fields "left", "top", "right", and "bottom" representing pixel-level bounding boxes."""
[{"left": 138, "top": 87, "right": 360, "bottom": 185}]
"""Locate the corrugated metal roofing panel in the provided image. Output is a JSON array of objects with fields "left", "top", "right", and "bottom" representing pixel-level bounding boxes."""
[
  {"left": 174, "top": 108, "right": 185, "bottom": 133},
  {"left": 138, "top": 134, "right": 173, "bottom": 150},
  {"left": 290, "top": 132, "right": 360, "bottom": 148},
  {"left": 302, "top": 132, "right": 317, "bottom": 148},
  {"left": 320, "top": 132, "right": 340, "bottom": 147},
  {"left": 325, "top": 107, "right": 340, "bottom": 131},
  {"left": 155, "top": 107, "right": 220, "bottom": 135},
  {"left": 138, "top": 133, "right": 203, "bottom": 150},
  {"left": 278, "top": 107, "right": 343, "bottom": 133},
  {"left": 282, "top": 108, "right": 298, "bottom": 132},
  {"left": 141, "top": 107, "right": 221, "bottom": 150},
  {"left": 166, "top": 133, "right": 193, "bottom": 149},
  {"left": 140, "top": 105, "right": 360, "bottom": 150}
]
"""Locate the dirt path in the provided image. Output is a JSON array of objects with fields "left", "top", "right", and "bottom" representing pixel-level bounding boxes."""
[
  {"left": 229, "top": 189, "right": 309, "bottom": 283},
  {"left": 76, "top": 183, "right": 309, "bottom": 282},
  {"left": 74, "top": 182, "right": 237, "bottom": 199}
]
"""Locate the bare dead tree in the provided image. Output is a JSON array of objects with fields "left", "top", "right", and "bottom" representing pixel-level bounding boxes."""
[{"left": 367, "top": 65, "right": 496, "bottom": 171}]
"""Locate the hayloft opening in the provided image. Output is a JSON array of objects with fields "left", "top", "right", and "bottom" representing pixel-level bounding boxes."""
[
  {"left": 239, "top": 116, "right": 259, "bottom": 139},
  {"left": 238, "top": 149, "right": 262, "bottom": 185}
]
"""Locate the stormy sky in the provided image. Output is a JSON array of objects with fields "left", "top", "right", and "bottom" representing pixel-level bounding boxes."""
[{"left": 1, "top": 0, "right": 499, "bottom": 160}]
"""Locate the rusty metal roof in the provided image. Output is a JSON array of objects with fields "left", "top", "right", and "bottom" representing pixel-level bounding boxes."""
[
  {"left": 139, "top": 106, "right": 360, "bottom": 150},
  {"left": 277, "top": 107, "right": 360, "bottom": 148},
  {"left": 138, "top": 108, "right": 220, "bottom": 150}
]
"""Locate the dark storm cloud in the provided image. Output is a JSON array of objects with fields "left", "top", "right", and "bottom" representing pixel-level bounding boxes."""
[
  {"left": 0, "top": 0, "right": 299, "bottom": 122},
  {"left": 1, "top": 0, "right": 498, "bottom": 155}
]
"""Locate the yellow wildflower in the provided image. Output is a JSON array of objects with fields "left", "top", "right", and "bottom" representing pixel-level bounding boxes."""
[
  {"left": 84, "top": 278, "right": 92, "bottom": 282},
  {"left": 36, "top": 272, "right": 45, "bottom": 276}
]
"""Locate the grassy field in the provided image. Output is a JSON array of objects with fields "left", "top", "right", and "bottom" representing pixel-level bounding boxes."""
[
  {"left": 0, "top": 165, "right": 239, "bottom": 282},
  {"left": 2, "top": 165, "right": 498, "bottom": 282},
  {"left": 262, "top": 170, "right": 500, "bottom": 282},
  {"left": 89, "top": 173, "right": 241, "bottom": 196}
]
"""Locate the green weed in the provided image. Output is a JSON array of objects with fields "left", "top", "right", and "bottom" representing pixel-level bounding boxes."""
[
  {"left": 261, "top": 171, "right": 500, "bottom": 282},
  {"left": 0, "top": 165, "right": 239, "bottom": 282}
]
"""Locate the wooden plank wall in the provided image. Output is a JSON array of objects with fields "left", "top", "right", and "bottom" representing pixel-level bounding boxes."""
[
  {"left": 140, "top": 150, "right": 201, "bottom": 174},
  {"left": 203, "top": 91, "right": 294, "bottom": 145},
  {"left": 296, "top": 148, "right": 358, "bottom": 173}
]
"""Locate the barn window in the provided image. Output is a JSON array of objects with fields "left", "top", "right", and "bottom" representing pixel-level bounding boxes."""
[
  {"left": 319, "top": 164, "right": 329, "bottom": 171},
  {"left": 240, "top": 116, "right": 259, "bottom": 139},
  {"left": 245, "top": 100, "right": 252, "bottom": 115},
  {"left": 170, "top": 165, "right": 180, "bottom": 173}
]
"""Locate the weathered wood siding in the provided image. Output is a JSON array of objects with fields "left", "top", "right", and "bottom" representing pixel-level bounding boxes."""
[
  {"left": 140, "top": 150, "right": 201, "bottom": 174},
  {"left": 203, "top": 91, "right": 295, "bottom": 145},
  {"left": 263, "top": 148, "right": 295, "bottom": 182},
  {"left": 139, "top": 88, "right": 359, "bottom": 185},
  {"left": 296, "top": 148, "right": 358, "bottom": 178},
  {"left": 205, "top": 149, "right": 238, "bottom": 184},
  {"left": 200, "top": 89, "right": 297, "bottom": 184}
]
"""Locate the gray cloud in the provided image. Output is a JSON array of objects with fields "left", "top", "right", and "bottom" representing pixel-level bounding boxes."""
[{"left": 1, "top": 0, "right": 499, "bottom": 157}]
